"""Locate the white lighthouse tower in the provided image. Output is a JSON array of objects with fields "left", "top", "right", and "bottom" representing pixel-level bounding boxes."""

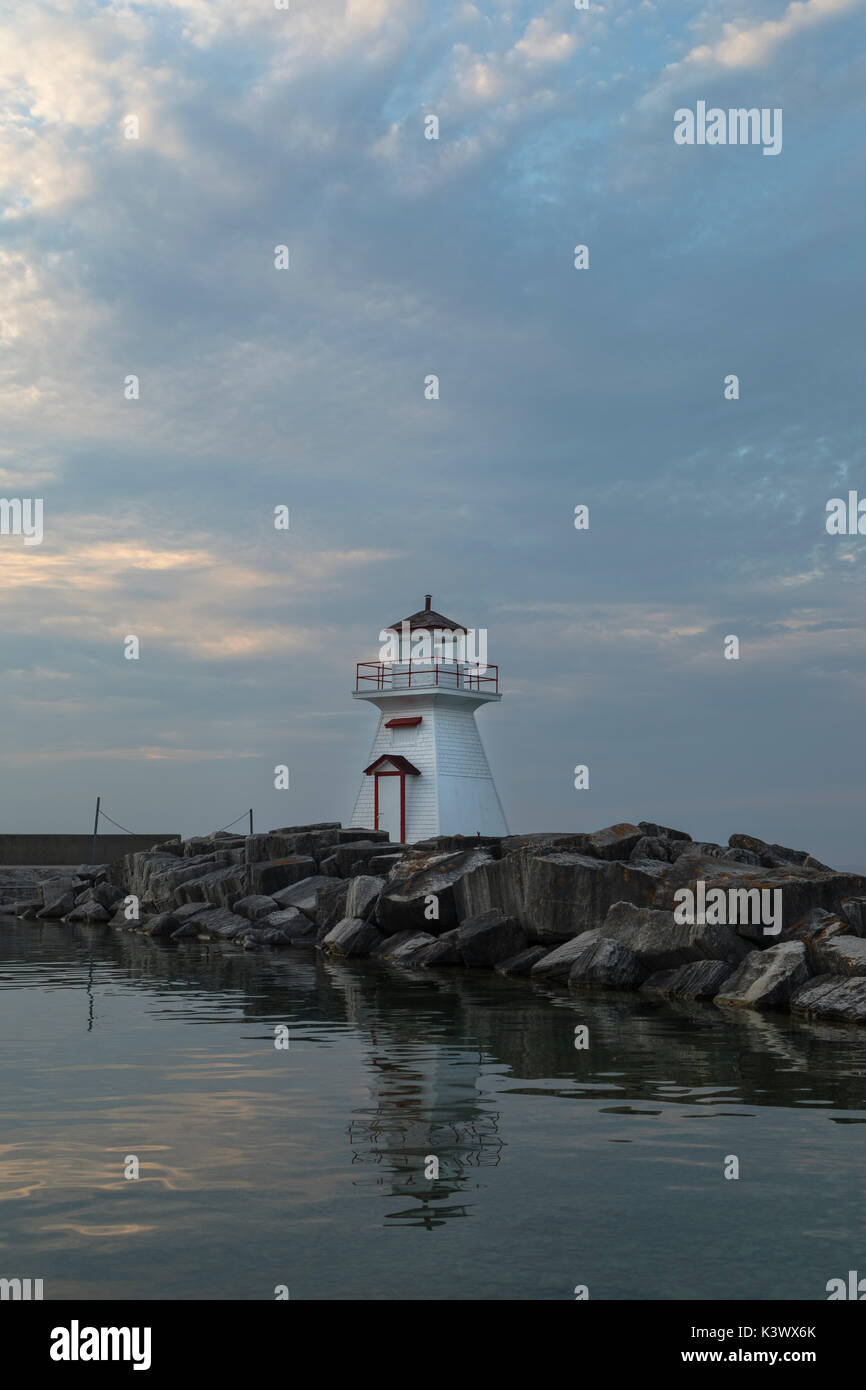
[{"left": 350, "top": 595, "right": 508, "bottom": 843}]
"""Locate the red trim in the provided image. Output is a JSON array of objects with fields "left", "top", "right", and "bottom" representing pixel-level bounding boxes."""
[
  {"left": 385, "top": 716, "right": 422, "bottom": 728},
  {"left": 363, "top": 754, "right": 421, "bottom": 776}
]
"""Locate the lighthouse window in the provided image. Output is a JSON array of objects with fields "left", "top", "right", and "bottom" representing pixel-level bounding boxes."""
[{"left": 391, "top": 724, "right": 416, "bottom": 749}]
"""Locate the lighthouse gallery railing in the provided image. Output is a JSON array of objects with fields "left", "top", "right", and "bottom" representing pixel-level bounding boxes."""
[{"left": 355, "top": 660, "right": 499, "bottom": 693}]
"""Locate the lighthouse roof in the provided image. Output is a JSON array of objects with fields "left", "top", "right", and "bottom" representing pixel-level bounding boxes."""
[{"left": 389, "top": 594, "right": 467, "bottom": 633}]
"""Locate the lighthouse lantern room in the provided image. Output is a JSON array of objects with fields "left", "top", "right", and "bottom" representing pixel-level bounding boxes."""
[{"left": 350, "top": 595, "right": 508, "bottom": 843}]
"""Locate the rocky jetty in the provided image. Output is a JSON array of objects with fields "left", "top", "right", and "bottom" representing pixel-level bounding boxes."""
[{"left": 4, "top": 818, "right": 866, "bottom": 1026}]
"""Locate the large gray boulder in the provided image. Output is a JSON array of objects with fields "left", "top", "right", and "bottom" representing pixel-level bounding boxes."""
[
  {"left": 264, "top": 907, "right": 316, "bottom": 940},
  {"left": 601, "top": 900, "right": 748, "bottom": 971},
  {"left": 376, "top": 849, "right": 496, "bottom": 937},
  {"left": 145, "top": 911, "right": 181, "bottom": 937},
  {"left": 811, "top": 935, "right": 866, "bottom": 977},
  {"left": 66, "top": 900, "right": 111, "bottom": 923},
  {"left": 715, "top": 942, "right": 811, "bottom": 1011},
  {"left": 531, "top": 933, "right": 602, "bottom": 984},
  {"left": 792, "top": 975, "right": 866, "bottom": 1024},
  {"left": 567, "top": 933, "right": 645, "bottom": 991},
  {"left": 322, "top": 917, "right": 381, "bottom": 957},
  {"left": 249, "top": 857, "right": 318, "bottom": 897},
  {"left": 654, "top": 852, "right": 866, "bottom": 939},
  {"left": 172, "top": 865, "right": 247, "bottom": 909},
  {"left": 371, "top": 930, "right": 437, "bottom": 966},
  {"left": 585, "top": 823, "right": 645, "bottom": 861},
  {"left": 637, "top": 821, "right": 692, "bottom": 842},
  {"left": 841, "top": 899, "right": 866, "bottom": 936},
  {"left": 630, "top": 836, "right": 676, "bottom": 864},
  {"left": 173, "top": 906, "right": 250, "bottom": 939},
  {"left": 783, "top": 909, "right": 849, "bottom": 962},
  {"left": 417, "top": 929, "right": 464, "bottom": 966},
  {"left": 315, "top": 880, "right": 350, "bottom": 943},
  {"left": 321, "top": 842, "right": 389, "bottom": 878},
  {"left": 457, "top": 851, "right": 666, "bottom": 944},
  {"left": 270, "top": 876, "right": 335, "bottom": 917},
  {"left": 728, "top": 833, "right": 832, "bottom": 872},
  {"left": 640, "top": 960, "right": 734, "bottom": 1001},
  {"left": 233, "top": 895, "right": 280, "bottom": 922},
  {"left": 456, "top": 910, "right": 527, "bottom": 968},
  {"left": 346, "top": 875, "right": 386, "bottom": 922},
  {"left": 495, "top": 946, "right": 549, "bottom": 977},
  {"left": 37, "top": 890, "right": 76, "bottom": 920}
]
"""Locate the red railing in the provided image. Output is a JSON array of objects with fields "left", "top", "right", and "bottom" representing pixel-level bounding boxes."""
[{"left": 355, "top": 660, "right": 499, "bottom": 693}]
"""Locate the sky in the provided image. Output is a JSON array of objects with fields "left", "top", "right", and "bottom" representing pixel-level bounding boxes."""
[{"left": 0, "top": 0, "right": 864, "bottom": 869}]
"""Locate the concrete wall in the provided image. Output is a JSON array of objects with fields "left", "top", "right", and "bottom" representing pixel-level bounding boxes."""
[{"left": 0, "top": 834, "right": 179, "bottom": 866}]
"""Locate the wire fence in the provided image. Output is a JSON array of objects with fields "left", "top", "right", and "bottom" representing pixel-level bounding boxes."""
[{"left": 90, "top": 799, "right": 253, "bottom": 854}]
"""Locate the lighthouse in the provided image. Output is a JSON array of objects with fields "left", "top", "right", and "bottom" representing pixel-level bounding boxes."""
[{"left": 350, "top": 595, "right": 508, "bottom": 843}]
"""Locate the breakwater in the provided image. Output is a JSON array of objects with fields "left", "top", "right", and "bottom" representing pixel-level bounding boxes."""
[{"left": 5, "top": 818, "right": 866, "bottom": 1026}]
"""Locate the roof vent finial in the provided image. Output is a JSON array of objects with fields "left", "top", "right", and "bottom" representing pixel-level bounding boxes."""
[{"left": 424, "top": 594, "right": 432, "bottom": 611}]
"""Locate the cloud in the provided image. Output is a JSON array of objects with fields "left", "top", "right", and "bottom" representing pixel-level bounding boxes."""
[{"left": 670, "top": 0, "right": 864, "bottom": 74}]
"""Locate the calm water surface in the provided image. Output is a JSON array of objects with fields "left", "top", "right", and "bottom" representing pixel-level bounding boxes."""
[{"left": 1, "top": 916, "right": 865, "bottom": 1300}]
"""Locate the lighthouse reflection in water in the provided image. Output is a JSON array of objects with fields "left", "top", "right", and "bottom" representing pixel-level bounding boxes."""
[{"left": 333, "top": 964, "right": 504, "bottom": 1229}]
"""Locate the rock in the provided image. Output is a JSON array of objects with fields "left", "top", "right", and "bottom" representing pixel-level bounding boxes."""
[
  {"left": 630, "top": 836, "right": 676, "bottom": 863},
  {"left": 715, "top": 942, "right": 811, "bottom": 1011},
  {"left": 315, "top": 881, "right": 350, "bottom": 943},
  {"left": 586, "top": 822, "right": 645, "bottom": 861},
  {"left": 172, "top": 902, "right": 218, "bottom": 923},
  {"left": 90, "top": 881, "right": 123, "bottom": 910},
  {"left": 416, "top": 929, "right": 463, "bottom": 966},
  {"left": 841, "top": 898, "right": 866, "bottom": 936},
  {"left": 783, "top": 908, "right": 848, "bottom": 956},
  {"left": 721, "top": 848, "right": 762, "bottom": 866},
  {"left": 321, "top": 842, "right": 390, "bottom": 878},
  {"left": 495, "top": 946, "right": 549, "bottom": 977},
  {"left": 346, "top": 875, "right": 386, "bottom": 922},
  {"left": 637, "top": 821, "right": 692, "bottom": 842},
  {"left": 248, "top": 857, "right": 318, "bottom": 897},
  {"left": 376, "top": 849, "right": 496, "bottom": 937},
  {"left": 37, "top": 890, "right": 77, "bottom": 919},
  {"left": 601, "top": 900, "right": 748, "bottom": 971},
  {"left": 13, "top": 898, "right": 42, "bottom": 915},
  {"left": 172, "top": 906, "right": 249, "bottom": 939},
  {"left": 640, "top": 960, "right": 734, "bottom": 1000},
  {"left": 456, "top": 910, "right": 527, "bottom": 968},
  {"left": 172, "top": 866, "right": 247, "bottom": 909},
  {"left": 232, "top": 895, "right": 280, "bottom": 922},
  {"left": 170, "top": 922, "right": 202, "bottom": 939},
  {"left": 322, "top": 917, "right": 382, "bottom": 957},
  {"left": 145, "top": 912, "right": 181, "bottom": 937},
  {"left": 728, "top": 834, "right": 833, "bottom": 873},
  {"left": 264, "top": 907, "right": 316, "bottom": 940},
  {"left": 811, "top": 934, "right": 866, "bottom": 977},
  {"left": 530, "top": 934, "right": 601, "bottom": 984},
  {"left": 270, "top": 876, "right": 335, "bottom": 917},
  {"left": 457, "top": 851, "right": 666, "bottom": 944},
  {"left": 66, "top": 901, "right": 111, "bottom": 923},
  {"left": 368, "top": 853, "right": 407, "bottom": 876},
  {"left": 371, "top": 930, "right": 437, "bottom": 965},
  {"left": 336, "top": 828, "right": 390, "bottom": 844},
  {"left": 653, "top": 853, "right": 866, "bottom": 940},
  {"left": 792, "top": 975, "right": 866, "bottom": 1024},
  {"left": 567, "top": 933, "right": 645, "bottom": 990},
  {"left": 38, "top": 874, "right": 80, "bottom": 903}
]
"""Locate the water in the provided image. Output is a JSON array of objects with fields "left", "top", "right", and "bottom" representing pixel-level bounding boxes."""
[{"left": 1, "top": 915, "right": 865, "bottom": 1301}]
